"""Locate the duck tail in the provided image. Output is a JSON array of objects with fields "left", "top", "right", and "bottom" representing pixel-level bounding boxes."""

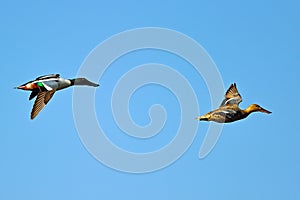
[{"left": 195, "top": 115, "right": 209, "bottom": 121}]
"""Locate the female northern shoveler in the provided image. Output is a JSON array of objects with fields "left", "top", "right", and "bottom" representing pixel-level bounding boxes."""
[
  {"left": 196, "top": 83, "right": 271, "bottom": 123},
  {"left": 16, "top": 74, "right": 99, "bottom": 119}
]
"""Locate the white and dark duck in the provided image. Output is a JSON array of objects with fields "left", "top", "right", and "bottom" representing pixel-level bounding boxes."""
[{"left": 16, "top": 74, "right": 99, "bottom": 119}]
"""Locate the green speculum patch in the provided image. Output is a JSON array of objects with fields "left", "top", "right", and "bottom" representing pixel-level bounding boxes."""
[{"left": 37, "top": 82, "right": 44, "bottom": 87}]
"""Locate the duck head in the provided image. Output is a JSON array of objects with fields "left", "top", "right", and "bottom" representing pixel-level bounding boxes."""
[
  {"left": 70, "top": 78, "right": 99, "bottom": 87},
  {"left": 245, "top": 104, "right": 272, "bottom": 114}
]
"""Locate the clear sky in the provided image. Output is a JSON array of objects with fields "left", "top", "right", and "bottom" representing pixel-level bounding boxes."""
[{"left": 1, "top": 0, "right": 300, "bottom": 199}]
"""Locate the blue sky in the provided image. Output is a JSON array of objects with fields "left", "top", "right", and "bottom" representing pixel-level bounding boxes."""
[{"left": 1, "top": 0, "right": 300, "bottom": 199}]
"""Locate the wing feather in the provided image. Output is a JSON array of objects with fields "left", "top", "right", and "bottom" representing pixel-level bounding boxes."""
[
  {"left": 29, "top": 91, "right": 38, "bottom": 100},
  {"left": 214, "top": 109, "right": 237, "bottom": 119},
  {"left": 220, "top": 83, "right": 242, "bottom": 106},
  {"left": 30, "top": 90, "right": 56, "bottom": 119},
  {"left": 35, "top": 74, "right": 60, "bottom": 81}
]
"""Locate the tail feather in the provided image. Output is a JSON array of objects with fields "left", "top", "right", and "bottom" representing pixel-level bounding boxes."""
[{"left": 196, "top": 115, "right": 209, "bottom": 121}]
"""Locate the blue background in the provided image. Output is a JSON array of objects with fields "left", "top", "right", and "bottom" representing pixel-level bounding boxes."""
[{"left": 1, "top": 0, "right": 299, "bottom": 199}]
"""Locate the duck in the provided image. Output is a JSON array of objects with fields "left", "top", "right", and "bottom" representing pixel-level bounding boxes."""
[
  {"left": 16, "top": 74, "right": 99, "bottom": 119},
  {"left": 196, "top": 83, "right": 271, "bottom": 123}
]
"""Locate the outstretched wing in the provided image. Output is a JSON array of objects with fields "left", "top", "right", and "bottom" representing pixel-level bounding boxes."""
[
  {"left": 35, "top": 74, "right": 60, "bottom": 81},
  {"left": 220, "top": 83, "right": 242, "bottom": 106},
  {"left": 30, "top": 90, "right": 56, "bottom": 119},
  {"left": 29, "top": 91, "right": 39, "bottom": 100}
]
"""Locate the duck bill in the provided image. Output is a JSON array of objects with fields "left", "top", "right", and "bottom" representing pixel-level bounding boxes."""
[{"left": 260, "top": 107, "right": 272, "bottom": 114}]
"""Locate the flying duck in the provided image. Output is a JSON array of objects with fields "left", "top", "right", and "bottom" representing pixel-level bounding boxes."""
[
  {"left": 16, "top": 74, "right": 99, "bottom": 119},
  {"left": 196, "top": 83, "right": 271, "bottom": 123}
]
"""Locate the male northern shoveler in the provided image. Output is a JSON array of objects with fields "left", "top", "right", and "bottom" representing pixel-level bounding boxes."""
[
  {"left": 16, "top": 74, "right": 99, "bottom": 119},
  {"left": 196, "top": 83, "right": 271, "bottom": 123}
]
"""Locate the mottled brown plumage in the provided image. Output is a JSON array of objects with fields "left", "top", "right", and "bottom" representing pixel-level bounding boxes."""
[{"left": 196, "top": 83, "right": 271, "bottom": 123}]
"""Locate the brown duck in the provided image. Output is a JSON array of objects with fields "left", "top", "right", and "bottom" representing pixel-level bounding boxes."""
[{"left": 196, "top": 83, "right": 271, "bottom": 123}]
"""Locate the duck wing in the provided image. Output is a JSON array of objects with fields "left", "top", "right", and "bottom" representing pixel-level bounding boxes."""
[
  {"left": 29, "top": 91, "right": 39, "bottom": 100},
  {"left": 29, "top": 81, "right": 53, "bottom": 100},
  {"left": 220, "top": 83, "right": 242, "bottom": 107},
  {"left": 214, "top": 109, "right": 237, "bottom": 119},
  {"left": 35, "top": 74, "right": 60, "bottom": 81},
  {"left": 30, "top": 90, "right": 56, "bottom": 119}
]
